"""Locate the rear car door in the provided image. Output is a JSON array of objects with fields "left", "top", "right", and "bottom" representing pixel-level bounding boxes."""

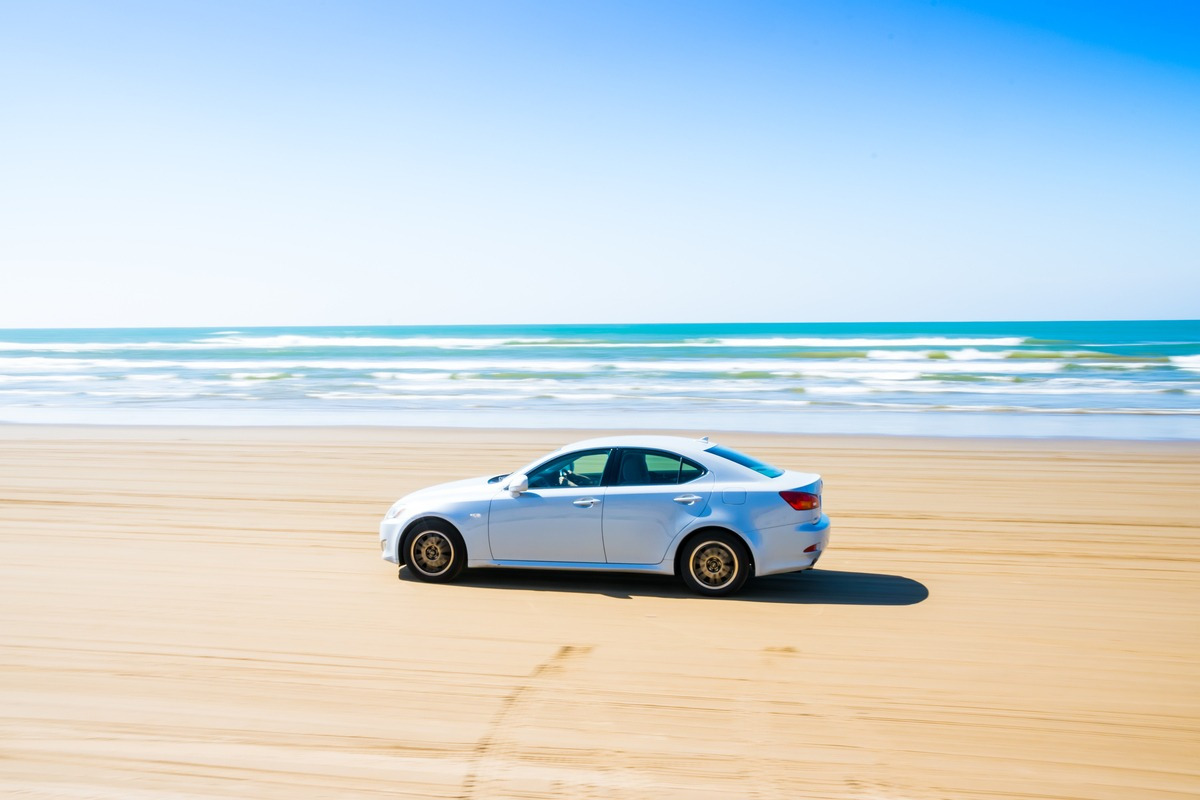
[{"left": 601, "top": 448, "right": 713, "bottom": 564}]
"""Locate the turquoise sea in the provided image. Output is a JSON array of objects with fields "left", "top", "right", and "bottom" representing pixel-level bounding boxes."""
[{"left": 0, "top": 321, "right": 1198, "bottom": 439}]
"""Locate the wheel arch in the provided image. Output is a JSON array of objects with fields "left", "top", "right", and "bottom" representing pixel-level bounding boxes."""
[
  {"left": 398, "top": 515, "right": 464, "bottom": 565},
  {"left": 673, "top": 525, "right": 756, "bottom": 579}
]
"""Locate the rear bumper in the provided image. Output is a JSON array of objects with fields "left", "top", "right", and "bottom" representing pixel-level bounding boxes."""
[{"left": 753, "top": 513, "right": 831, "bottom": 577}]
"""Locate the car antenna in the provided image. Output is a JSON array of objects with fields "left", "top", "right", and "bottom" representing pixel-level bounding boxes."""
[{"left": 700, "top": 435, "right": 709, "bottom": 443}]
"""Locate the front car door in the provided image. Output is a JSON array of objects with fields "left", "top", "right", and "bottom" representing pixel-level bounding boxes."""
[
  {"left": 602, "top": 448, "right": 713, "bottom": 564},
  {"left": 488, "top": 449, "right": 612, "bottom": 563}
]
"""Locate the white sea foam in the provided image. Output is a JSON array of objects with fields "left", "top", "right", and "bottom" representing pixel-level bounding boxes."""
[
  {"left": 369, "top": 371, "right": 456, "bottom": 381},
  {"left": 0, "top": 374, "right": 98, "bottom": 383},
  {"left": 307, "top": 391, "right": 543, "bottom": 403},
  {"left": 227, "top": 372, "right": 299, "bottom": 380},
  {"left": 0, "top": 333, "right": 1033, "bottom": 352},
  {"left": 622, "top": 394, "right": 812, "bottom": 407},
  {"left": 805, "top": 400, "right": 1200, "bottom": 415},
  {"left": 83, "top": 390, "right": 199, "bottom": 398},
  {"left": 0, "top": 389, "right": 78, "bottom": 396},
  {"left": 192, "top": 334, "right": 1029, "bottom": 349},
  {"left": 853, "top": 382, "right": 1173, "bottom": 396},
  {"left": 194, "top": 334, "right": 552, "bottom": 349},
  {"left": 0, "top": 357, "right": 184, "bottom": 371},
  {"left": 445, "top": 336, "right": 1030, "bottom": 349},
  {"left": 804, "top": 386, "right": 873, "bottom": 396},
  {"left": 946, "top": 348, "right": 1008, "bottom": 360},
  {"left": 1172, "top": 355, "right": 1200, "bottom": 371},
  {"left": 0, "top": 335, "right": 557, "bottom": 352},
  {"left": 703, "top": 336, "right": 1026, "bottom": 348},
  {"left": 0, "top": 354, "right": 1158, "bottom": 380},
  {"left": 864, "top": 349, "right": 927, "bottom": 360},
  {"left": 0, "top": 341, "right": 173, "bottom": 352}
]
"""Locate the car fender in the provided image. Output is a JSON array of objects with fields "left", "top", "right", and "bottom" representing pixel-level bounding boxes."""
[
  {"left": 664, "top": 504, "right": 764, "bottom": 573},
  {"left": 393, "top": 498, "right": 492, "bottom": 563}
]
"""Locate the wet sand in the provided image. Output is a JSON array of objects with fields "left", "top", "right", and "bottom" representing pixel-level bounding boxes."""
[{"left": 1, "top": 425, "right": 1197, "bottom": 799}]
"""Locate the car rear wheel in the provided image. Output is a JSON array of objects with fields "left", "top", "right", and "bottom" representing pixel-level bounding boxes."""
[
  {"left": 403, "top": 520, "right": 466, "bottom": 583},
  {"left": 680, "top": 531, "right": 750, "bottom": 596}
]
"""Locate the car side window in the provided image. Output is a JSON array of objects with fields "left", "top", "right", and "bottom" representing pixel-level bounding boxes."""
[
  {"left": 616, "top": 449, "right": 707, "bottom": 486},
  {"left": 678, "top": 458, "right": 704, "bottom": 483},
  {"left": 527, "top": 449, "right": 610, "bottom": 489}
]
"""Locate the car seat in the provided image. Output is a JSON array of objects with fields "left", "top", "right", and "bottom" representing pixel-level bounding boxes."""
[{"left": 619, "top": 453, "right": 650, "bottom": 485}]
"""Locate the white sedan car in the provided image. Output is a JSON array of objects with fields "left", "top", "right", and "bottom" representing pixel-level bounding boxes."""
[{"left": 380, "top": 435, "right": 829, "bottom": 596}]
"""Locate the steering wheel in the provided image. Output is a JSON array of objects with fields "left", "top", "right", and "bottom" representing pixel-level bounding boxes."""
[{"left": 560, "top": 468, "right": 594, "bottom": 487}]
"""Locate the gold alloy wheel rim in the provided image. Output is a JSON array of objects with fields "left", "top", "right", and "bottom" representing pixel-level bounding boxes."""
[
  {"left": 690, "top": 541, "right": 737, "bottom": 589},
  {"left": 411, "top": 530, "right": 453, "bottom": 576}
]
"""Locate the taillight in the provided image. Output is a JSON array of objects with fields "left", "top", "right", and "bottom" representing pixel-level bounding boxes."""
[{"left": 780, "top": 490, "right": 820, "bottom": 511}]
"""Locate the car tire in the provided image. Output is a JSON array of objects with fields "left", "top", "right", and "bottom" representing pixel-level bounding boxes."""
[
  {"left": 679, "top": 531, "right": 751, "bottom": 596},
  {"left": 403, "top": 519, "right": 466, "bottom": 583}
]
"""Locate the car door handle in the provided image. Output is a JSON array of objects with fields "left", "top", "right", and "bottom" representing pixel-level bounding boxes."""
[
  {"left": 673, "top": 494, "right": 703, "bottom": 505},
  {"left": 573, "top": 498, "right": 601, "bottom": 507}
]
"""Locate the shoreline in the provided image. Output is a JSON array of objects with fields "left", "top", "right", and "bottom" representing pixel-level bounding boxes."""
[
  {"left": 2, "top": 420, "right": 1198, "bottom": 452},
  {"left": 4, "top": 404, "right": 1198, "bottom": 441}
]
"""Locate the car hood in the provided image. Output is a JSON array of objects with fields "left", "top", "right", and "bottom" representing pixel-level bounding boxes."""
[{"left": 398, "top": 474, "right": 501, "bottom": 505}]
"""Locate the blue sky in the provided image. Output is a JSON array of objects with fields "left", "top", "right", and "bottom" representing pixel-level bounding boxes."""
[{"left": 1, "top": 0, "right": 1197, "bottom": 326}]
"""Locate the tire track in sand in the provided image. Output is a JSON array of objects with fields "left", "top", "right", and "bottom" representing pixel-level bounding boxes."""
[{"left": 459, "top": 644, "right": 594, "bottom": 800}]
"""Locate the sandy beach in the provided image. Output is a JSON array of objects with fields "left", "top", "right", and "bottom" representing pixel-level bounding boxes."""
[{"left": 1, "top": 425, "right": 1197, "bottom": 799}]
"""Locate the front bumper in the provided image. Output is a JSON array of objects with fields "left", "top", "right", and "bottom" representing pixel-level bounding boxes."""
[{"left": 380, "top": 519, "right": 405, "bottom": 565}]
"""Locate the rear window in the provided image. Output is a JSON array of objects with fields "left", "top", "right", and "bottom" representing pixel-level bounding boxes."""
[{"left": 705, "top": 445, "right": 784, "bottom": 478}]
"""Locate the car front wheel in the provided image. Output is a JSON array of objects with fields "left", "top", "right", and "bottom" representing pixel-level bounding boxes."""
[
  {"left": 403, "top": 520, "right": 466, "bottom": 583},
  {"left": 680, "top": 531, "right": 751, "bottom": 596}
]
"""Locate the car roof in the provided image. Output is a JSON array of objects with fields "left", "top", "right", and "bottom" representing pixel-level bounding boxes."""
[{"left": 557, "top": 434, "right": 720, "bottom": 459}]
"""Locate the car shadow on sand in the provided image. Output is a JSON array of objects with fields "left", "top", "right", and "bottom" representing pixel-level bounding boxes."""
[{"left": 401, "top": 567, "right": 928, "bottom": 605}]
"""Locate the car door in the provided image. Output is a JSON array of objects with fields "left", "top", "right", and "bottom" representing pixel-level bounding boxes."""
[
  {"left": 602, "top": 448, "right": 714, "bottom": 564},
  {"left": 487, "top": 449, "right": 611, "bottom": 563}
]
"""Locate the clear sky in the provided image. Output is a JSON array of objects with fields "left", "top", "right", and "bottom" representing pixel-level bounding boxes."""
[{"left": 1, "top": 0, "right": 1197, "bottom": 327}]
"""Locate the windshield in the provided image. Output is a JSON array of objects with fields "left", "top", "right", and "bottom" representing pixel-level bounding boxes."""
[{"left": 705, "top": 445, "right": 784, "bottom": 478}]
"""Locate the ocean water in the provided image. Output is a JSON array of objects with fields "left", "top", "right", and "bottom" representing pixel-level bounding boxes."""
[{"left": 0, "top": 321, "right": 1197, "bottom": 439}]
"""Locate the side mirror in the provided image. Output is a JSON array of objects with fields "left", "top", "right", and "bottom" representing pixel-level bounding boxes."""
[{"left": 507, "top": 474, "right": 529, "bottom": 495}]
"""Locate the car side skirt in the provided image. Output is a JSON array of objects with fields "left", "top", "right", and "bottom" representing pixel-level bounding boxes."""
[{"left": 468, "top": 559, "right": 676, "bottom": 575}]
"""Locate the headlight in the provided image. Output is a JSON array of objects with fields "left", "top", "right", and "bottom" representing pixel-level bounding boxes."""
[{"left": 385, "top": 503, "right": 407, "bottom": 520}]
